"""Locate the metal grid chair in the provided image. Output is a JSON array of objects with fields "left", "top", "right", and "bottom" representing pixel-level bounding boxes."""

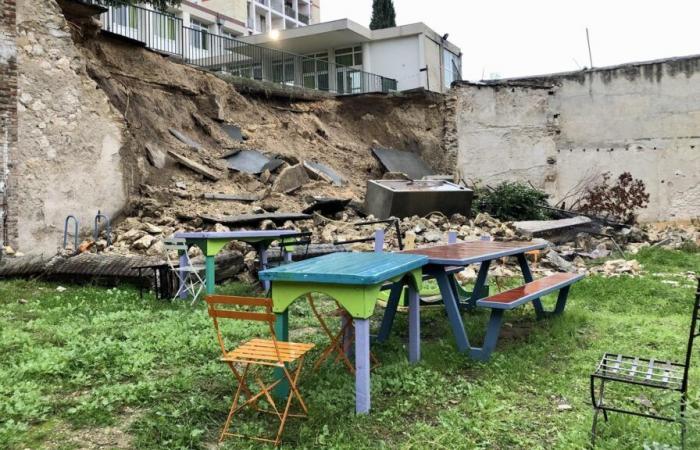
[
  {"left": 205, "top": 295, "right": 314, "bottom": 447},
  {"left": 163, "top": 238, "right": 205, "bottom": 305},
  {"left": 590, "top": 278, "right": 699, "bottom": 448}
]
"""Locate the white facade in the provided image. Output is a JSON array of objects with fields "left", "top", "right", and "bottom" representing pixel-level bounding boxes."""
[{"left": 238, "top": 20, "right": 462, "bottom": 93}]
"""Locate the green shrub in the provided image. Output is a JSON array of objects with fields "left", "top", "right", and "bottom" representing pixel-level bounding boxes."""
[{"left": 474, "top": 181, "right": 551, "bottom": 221}]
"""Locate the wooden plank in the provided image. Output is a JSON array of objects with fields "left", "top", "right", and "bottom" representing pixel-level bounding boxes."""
[
  {"left": 167, "top": 150, "right": 221, "bottom": 181},
  {"left": 208, "top": 309, "right": 275, "bottom": 322},
  {"left": 403, "top": 240, "right": 548, "bottom": 265},
  {"left": 476, "top": 272, "right": 584, "bottom": 309},
  {"left": 645, "top": 359, "right": 655, "bottom": 380},
  {"left": 629, "top": 357, "right": 639, "bottom": 378},
  {"left": 514, "top": 216, "right": 592, "bottom": 235},
  {"left": 205, "top": 295, "right": 270, "bottom": 306},
  {"left": 612, "top": 354, "right": 622, "bottom": 373},
  {"left": 202, "top": 192, "right": 264, "bottom": 202}
]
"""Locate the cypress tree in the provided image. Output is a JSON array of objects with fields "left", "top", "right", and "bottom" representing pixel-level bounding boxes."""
[{"left": 369, "top": 0, "right": 397, "bottom": 30}]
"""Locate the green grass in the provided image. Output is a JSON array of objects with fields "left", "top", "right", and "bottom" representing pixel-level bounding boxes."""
[{"left": 0, "top": 248, "right": 698, "bottom": 449}]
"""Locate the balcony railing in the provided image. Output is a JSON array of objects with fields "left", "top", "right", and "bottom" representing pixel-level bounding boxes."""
[
  {"left": 284, "top": 5, "right": 296, "bottom": 18},
  {"left": 298, "top": 13, "right": 309, "bottom": 24},
  {"left": 94, "top": 1, "right": 397, "bottom": 95}
]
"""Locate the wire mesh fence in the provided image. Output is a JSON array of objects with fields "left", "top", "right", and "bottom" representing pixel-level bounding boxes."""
[{"left": 94, "top": 1, "right": 397, "bottom": 95}]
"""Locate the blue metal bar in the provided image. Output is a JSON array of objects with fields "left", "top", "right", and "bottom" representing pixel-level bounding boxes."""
[
  {"left": 375, "top": 282, "right": 402, "bottom": 343},
  {"left": 469, "top": 309, "right": 504, "bottom": 361},
  {"left": 63, "top": 215, "right": 79, "bottom": 251},
  {"left": 93, "top": 211, "right": 111, "bottom": 245},
  {"left": 465, "top": 259, "right": 490, "bottom": 310}
]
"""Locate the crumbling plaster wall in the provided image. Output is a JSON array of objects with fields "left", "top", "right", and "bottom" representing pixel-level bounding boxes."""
[
  {"left": 452, "top": 57, "right": 700, "bottom": 222},
  {"left": 15, "top": 0, "right": 127, "bottom": 255}
]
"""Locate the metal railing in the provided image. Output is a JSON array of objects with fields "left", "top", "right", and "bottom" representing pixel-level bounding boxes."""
[
  {"left": 298, "top": 13, "right": 309, "bottom": 24},
  {"left": 284, "top": 5, "right": 296, "bottom": 18},
  {"left": 94, "top": 1, "right": 397, "bottom": 95}
]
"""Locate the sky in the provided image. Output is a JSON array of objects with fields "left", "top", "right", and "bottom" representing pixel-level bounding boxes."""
[{"left": 321, "top": 0, "right": 700, "bottom": 81}]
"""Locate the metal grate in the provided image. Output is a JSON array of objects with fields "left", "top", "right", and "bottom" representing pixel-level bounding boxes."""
[{"left": 593, "top": 353, "right": 685, "bottom": 391}]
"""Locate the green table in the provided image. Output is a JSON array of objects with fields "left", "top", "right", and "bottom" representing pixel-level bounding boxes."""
[
  {"left": 174, "top": 230, "right": 299, "bottom": 294},
  {"left": 259, "top": 252, "right": 428, "bottom": 414}
]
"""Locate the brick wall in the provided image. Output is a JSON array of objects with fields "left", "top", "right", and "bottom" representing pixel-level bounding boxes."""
[{"left": 0, "top": 0, "right": 18, "bottom": 249}]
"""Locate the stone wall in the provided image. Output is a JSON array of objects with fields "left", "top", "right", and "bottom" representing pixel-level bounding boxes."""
[
  {"left": 451, "top": 56, "right": 700, "bottom": 222},
  {"left": 0, "top": 0, "right": 17, "bottom": 249},
  {"left": 15, "top": 0, "right": 127, "bottom": 256}
]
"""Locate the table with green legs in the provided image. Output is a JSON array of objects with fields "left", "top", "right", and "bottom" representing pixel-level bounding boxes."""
[
  {"left": 259, "top": 252, "right": 428, "bottom": 414},
  {"left": 174, "top": 230, "right": 299, "bottom": 294}
]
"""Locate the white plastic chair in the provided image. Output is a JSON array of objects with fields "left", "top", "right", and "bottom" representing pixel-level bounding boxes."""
[{"left": 163, "top": 238, "right": 206, "bottom": 305}]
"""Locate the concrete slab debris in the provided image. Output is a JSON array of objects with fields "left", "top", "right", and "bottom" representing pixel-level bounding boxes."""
[
  {"left": 167, "top": 150, "right": 221, "bottom": 181},
  {"left": 303, "top": 161, "right": 344, "bottom": 186},
  {"left": 199, "top": 212, "right": 311, "bottom": 226},
  {"left": 261, "top": 158, "right": 285, "bottom": 173},
  {"left": 203, "top": 192, "right": 265, "bottom": 202},
  {"left": 302, "top": 197, "right": 351, "bottom": 215},
  {"left": 371, "top": 147, "right": 433, "bottom": 179},
  {"left": 168, "top": 128, "right": 203, "bottom": 151},
  {"left": 272, "top": 164, "right": 310, "bottom": 194},
  {"left": 514, "top": 216, "right": 592, "bottom": 236},
  {"left": 224, "top": 149, "right": 270, "bottom": 174},
  {"left": 219, "top": 123, "right": 244, "bottom": 141}
]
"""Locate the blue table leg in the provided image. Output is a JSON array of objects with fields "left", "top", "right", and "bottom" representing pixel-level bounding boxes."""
[
  {"left": 178, "top": 252, "right": 188, "bottom": 299},
  {"left": 435, "top": 271, "right": 470, "bottom": 352},
  {"left": 408, "top": 284, "right": 420, "bottom": 363},
  {"left": 466, "top": 260, "right": 490, "bottom": 309},
  {"left": 469, "top": 309, "right": 504, "bottom": 361},
  {"left": 375, "top": 283, "right": 403, "bottom": 343},
  {"left": 355, "top": 318, "right": 371, "bottom": 414},
  {"left": 273, "top": 311, "right": 289, "bottom": 399},
  {"left": 517, "top": 253, "right": 544, "bottom": 318}
]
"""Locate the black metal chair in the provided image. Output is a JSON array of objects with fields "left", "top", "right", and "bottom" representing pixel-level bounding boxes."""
[{"left": 590, "top": 277, "right": 699, "bottom": 448}]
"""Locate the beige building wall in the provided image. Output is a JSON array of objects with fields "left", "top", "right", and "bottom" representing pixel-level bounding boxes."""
[
  {"left": 200, "top": 0, "right": 248, "bottom": 23},
  {"left": 452, "top": 56, "right": 700, "bottom": 222}
]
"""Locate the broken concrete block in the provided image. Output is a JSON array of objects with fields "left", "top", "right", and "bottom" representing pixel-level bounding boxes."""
[
  {"left": 142, "top": 223, "right": 163, "bottom": 234},
  {"left": 132, "top": 234, "right": 156, "bottom": 250},
  {"left": 167, "top": 150, "right": 221, "bottom": 181},
  {"left": 545, "top": 250, "right": 575, "bottom": 272},
  {"left": 272, "top": 164, "right": 310, "bottom": 194},
  {"left": 145, "top": 144, "right": 167, "bottom": 169}
]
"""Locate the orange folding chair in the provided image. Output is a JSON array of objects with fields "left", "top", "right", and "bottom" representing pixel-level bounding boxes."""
[
  {"left": 205, "top": 295, "right": 315, "bottom": 446},
  {"left": 306, "top": 293, "right": 379, "bottom": 374}
]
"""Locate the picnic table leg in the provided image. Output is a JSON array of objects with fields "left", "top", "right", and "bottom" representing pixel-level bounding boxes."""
[
  {"left": 435, "top": 271, "right": 470, "bottom": 352},
  {"left": 376, "top": 283, "right": 403, "bottom": 343},
  {"left": 355, "top": 318, "right": 371, "bottom": 414},
  {"left": 205, "top": 255, "right": 215, "bottom": 295},
  {"left": 467, "top": 260, "right": 491, "bottom": 309},
  {"left": 516, "top": 254, "right": 544, "bottom": 319},
  {"left": 273, "top": 311, "right": 290, "bottom": 399},
  {"left": 470, "top": 309, "right": 504, "bottom": 361},
  {"left": 408, "top": 283, "right": 420, "bottom": 363}
]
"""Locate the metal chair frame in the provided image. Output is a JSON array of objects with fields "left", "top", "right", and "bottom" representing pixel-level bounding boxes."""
[
  {"left": 163, "top": 238, "right": 205, "bottom": 305},
  {"left": 205, "top": 295, "right": 314, "bottom": 447},
  {"left": 306, "top": 293, "right": 379, "bottom": 374},
  {"left": 590, "top": 278, "right": 699, "bottom": 448}
]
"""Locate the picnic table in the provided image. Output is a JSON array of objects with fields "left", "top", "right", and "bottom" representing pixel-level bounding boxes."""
[
  {"left": 174, "top": 230, "right": 300, "bottom": 294},
  {"left": 378, "top": 240, "right": 583, "bottom": 361},
  {"left": 259, "top": 252, "right": 428, "bottom": 414}
]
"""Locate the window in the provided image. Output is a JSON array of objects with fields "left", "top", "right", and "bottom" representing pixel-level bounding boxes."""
[
  {"left": 303, "top": 52, "right": 329, "bottom": 90},
  {"left": 154, "top": 15, "right": 176, "bottom": 40},
  {"left": 334, "top": 46, "right": 362, "bottom": 67},
  {"left": 443, "top": 49, "right": 462, "bottom": 86},
  {"left": 114, "top": 5, "right": 138, "bottom": 29},
  {"left": 190, "top": 19, "right": 209, "bottom": 50}
]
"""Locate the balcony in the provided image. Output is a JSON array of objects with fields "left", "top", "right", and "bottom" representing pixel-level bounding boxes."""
[
  {"left": 298, "top": 13, "right": 309, "bottom": 24},
  {"left": 284, "top": 5, "right": 296, "bottom": 18}
]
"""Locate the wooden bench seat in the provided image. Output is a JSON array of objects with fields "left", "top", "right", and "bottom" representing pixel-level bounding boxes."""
[{"left": 477, "top": 272, "right": 584, "bottom": 310}]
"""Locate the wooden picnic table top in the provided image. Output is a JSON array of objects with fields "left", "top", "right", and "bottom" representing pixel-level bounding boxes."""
[
  {"left": 402, "top": 240, "right": 547, "bottom": 266},
  {"left": 259, "top": 252, "right": 428, "bottom": 285}
]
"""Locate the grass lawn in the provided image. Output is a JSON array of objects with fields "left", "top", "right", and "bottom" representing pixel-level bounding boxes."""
[{"left": 1, "top": 248, "right": 698, "bottom": 449}]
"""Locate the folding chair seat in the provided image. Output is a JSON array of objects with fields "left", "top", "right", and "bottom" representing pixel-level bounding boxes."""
[
  {"left": 205, "top": 295, "right": 314, "bottom": 447},
  {"left": 590, "top": 278, "right": 699, "bottom": 448}
]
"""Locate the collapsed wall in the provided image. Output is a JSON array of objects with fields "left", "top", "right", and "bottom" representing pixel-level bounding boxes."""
[
  {"left": 9, "top": 0, "right": 448, "bottom": 256},
  {"left": 451, "top": 57, "right": 700, "bottom": 222},
  {"left": 14, "top": 0, "right": 127, "bottom": 256}
]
